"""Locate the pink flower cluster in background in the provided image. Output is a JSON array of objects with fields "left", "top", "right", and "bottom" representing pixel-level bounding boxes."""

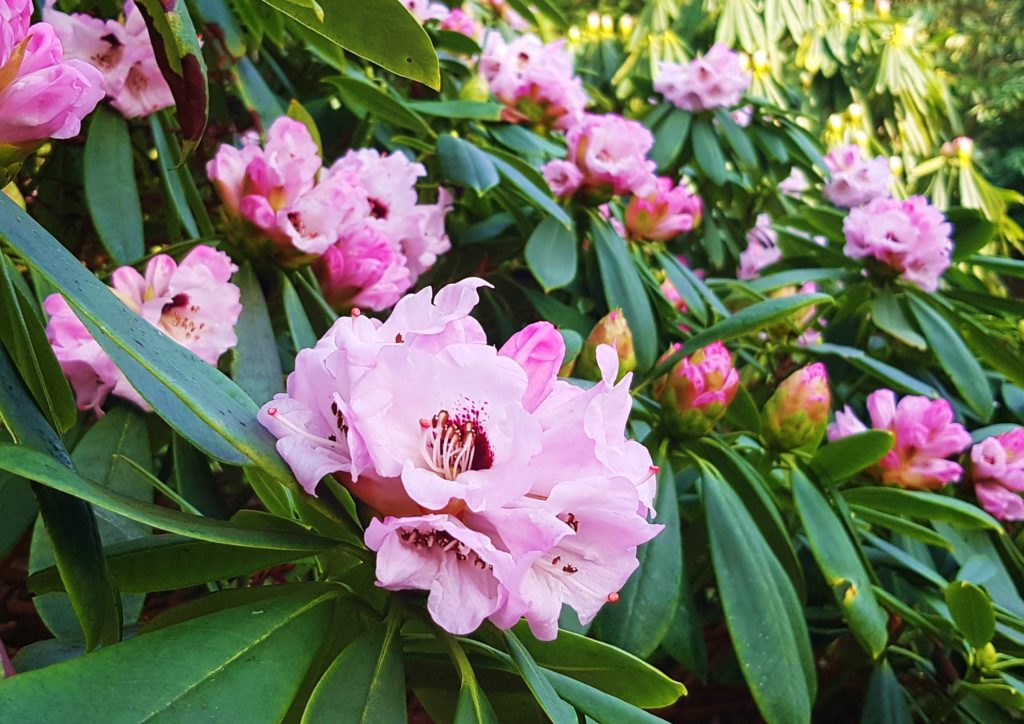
[
  {"left": 654, "top": 44, "right": 751, "bottom": 112},
  {"left": 0, "top": 0, "right": 103, "bottom": 149},
  {"left": 46, "top": 0, "right": 174, "bottom": 119},
  {"left": 842, "top": 195, "right": 953, "bottom": 292},
  {"left": 737, "top": 213, "right": 780, "bottom": 279},
  {"left": 207, "top": 117, "right": 452, "bottom": 310},
  {"left": 823, "top": 144, "right": 892, "bottom": 208},
  {"left": 405, "top": 0, "right": 481, "bottom": 37},
  {"left": 543, "top": 113, "right": 657, "bottom": 199},
  {"left": 828, "top": 389, "right": 971, "bottom": 490},
  {"left": 971, "top": 429, "right": 1024, "bottom": 521},
  {"left": 481, "top": 33, "right": 587, "bottom": 130},
  {"left": 258, "top": 280, "right": 661, "bottom": 638},
  {"left": 624, "top": 177, "right": 702, "bottom": 241},
  {"left": 45, "top": 245, "right": 242, "bottom": 413}
]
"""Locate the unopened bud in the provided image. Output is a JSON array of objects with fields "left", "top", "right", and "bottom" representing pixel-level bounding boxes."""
[
  {"left": 575, "top": 309, "right": 636, "bottom": 382},
  {"left": 762, "top": 363, "right": 831, "bottom": 451},
  {"left": 459, "top": 74, "right": 492, "bottom": 103},
  {"left": 654, "top": 341, "right": 739, "bottom": 440}
]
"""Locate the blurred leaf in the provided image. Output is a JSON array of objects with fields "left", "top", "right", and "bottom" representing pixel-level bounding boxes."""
[
  {"left": 691, "top": 116, "right": 727, "bottom": 185},
  {"left": 842, "top": 488, "right": 1001, "bottom": 531},
  {"left": 871, "top": 292, "right": 926, "bottom": 351},
  {"left": 484, "top": 151, "right": 571, "bottom": 226},
  {"left": 650, "top": 108, "right": 692, "bottom": 170},
  {"left": 860, "top": 661, "right": 911, "bottom": 724},
  {"left": 948, "top": 207, "right": 997, "bottom": 261},
  {"left": 410, "top": 100, "right": 504, "bottom": 120},
  {"left": 333, "top": 78, "right": 435, "bottom": 137},
  {"left": 945, "top": 581, "right": 995, "bottom": 648},
  {"left": 83, "top": 107, "right": 143, "bottom": 264},
  {"left": 657, "top": 250, "right": 707, "bottom": 325},
  {"left": 807, "top": 344, "right": 938, "bottom": 397},
  {"left": 715, "top": 109, "right": 757, "bottom": 167},
  {"left": 231, "top": 263, "right": 284, "bottom": 405},
  {"left": 809, "top": 431, "right": 894, "bottom": 485},
  {"left": 287, "top": 99, "right": 324, "bottom": 156},
  {"left": 524, "top": 218, "right": 577, "bottom": 292},
  {"left": 438, "top": 135, "right": 500, "bottom": 193},
  {"left": 681, "top": 293, "right": 831, "bottom": 355}
]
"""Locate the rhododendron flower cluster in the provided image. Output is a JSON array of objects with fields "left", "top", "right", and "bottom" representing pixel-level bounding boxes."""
[
  {"left": 624, "top": 177, "right": 703, "bottom": 241},
  {"left": 828, "top": 389, "right": 972, "bottom": 490},
  {"left": 258, "top": 280, "right": 661, "bottom": 638},
  {"left": 842, "top": 196, "right": 953, "bottom": 292},
  {"left": 823, "top": 144, "right": 892, "bottom": 208},
  {"left": 46, "top": 0, "right": 174, "bottom": 119},
  {"left": 738, "top": 213, "right": 780, "bottom": 279},
  {"left": 207, "top": 117, "right": 451, "bottom": 310},
  {"left": 655, "top": 341, "right": 739, "bottom": 440},
  {"left": 654, "top": 44, "right": 751, "bottom": 112},
  {"left": 971, "top": 430, "right": 1024, "bottom": 521},
  {"left": 44, "top": 245, "right": 242, "bottom": 413},
  {"left": 0, "top": 0, "right": 103, "bottom": 155},
  {"left": 544, "top": 114, "right": 657, "bottom": 199},
  {"left": 480, "top": 33, "right": 587, "bottom": 130}
]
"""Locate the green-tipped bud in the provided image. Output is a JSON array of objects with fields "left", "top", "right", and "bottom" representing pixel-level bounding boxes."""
[
  {"left": 654, "top": 341, "right": 739, "bottom": 440},
  {"left": 761, "top": 363, "right": 831, "bottom": 451},
  {"left": 575, "top": 309, "right": 636, "bottom": 382},
  {"left": 459, "top": 74, "right": 492, "bottom": 103}
]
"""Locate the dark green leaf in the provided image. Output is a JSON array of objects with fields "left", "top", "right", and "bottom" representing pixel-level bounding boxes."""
[
  {"left": 871, "top": 291, "right": 926, "bottom": 350},
  {"left": 657, "top": 250, "right": 707, "bottom": 325},
  {"left": 148, "top": 114, "right": 200, "bottom": 238},
  {"left": 438, "top": 135, "right": 500, "bottom": 193},
  {"left": 691, "top": 116, "right": 727, "bottom": 185},
  {"left": 544, "top": 670, "right": 668, "bottom": 724},
  {"left": 524, "top": 218, "right": 577, "bottom": 291},
  {"left": 84, "top": 107, "right": 143, "bottom": 264},
  {"left": 714, "top": 109, "right": 757, "bottom": 167},
  {"left": 484, "top": 151, "right": 572, "bottom": 226},
  {"left": 334, "top": 78, "right": 435, "bottom": 137},
  {"left": 0, "top": 471, "right": 35, "bottom": 558},
  {"left": 842, "top": 487, "right": 1001, "bottom": 531},
  {"left": 809, "top": 431, "right": 894, "bottom": 485},
  {"left": 948, "top": 208, "right": 997, "bottom": 261},
  {"left": 231, "top": 263, "right": 284, "bottom": 404},
  {"left": 860, "top": 661, "right": 911, "bottom": 724},
  {"left": 650, "top": 108, "right": 692, "bottom": 170},
  {"left": 281, "top": 273, "right": 318, "bottom": 354},
  {"left": 503, "top": 630, "right": 576, "bottom": 724},
  {"left": 409, "top": 100, "right": 504, "bottom": 120},
  {"left": 945, "top": 581, "right": 996, "bottom": 648},
  {"left": 681, "top": 293, "right": 831, "bottom": 355},
  {"left": 850, "top": 506, "right": 952, "bottom": 550},
  {"left": 806, "top": 344, "right": 937, "bottom": 397}
]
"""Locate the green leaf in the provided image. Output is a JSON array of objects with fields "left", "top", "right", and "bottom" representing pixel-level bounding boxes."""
[
  {"left": 333, "top": 77, "right": 435, "bottom": 137},
  {"left": 792, "top": 471, "right": 888, "bottom": 658},
  {"left": 806, "top": 343, "right": 938, "bottom": 397},
  {"left": 302, "top": 616, "right": 407, "bottom": 723},
  {"left": 948, "top": 208, "right": 997, "bottom": 261},
  {"left": 231, "top": 263, "right": 284, "bottom": 404},
  {"left": 598, "top": 459, "right": 681, "bottom": 658},
  {"left": 260, "top": 0, "right": 439, "bottom": 89},
  {"left": 681, "top": 292, "right": 831, "bottom": 356},
  {"left": 281, "top": 273, "right": 318, "bottom": 354},
  {"left": 850, "top": 506, "right": 952, "bottom": 550},
  {"left": 484, "top": 151, "right": 572, "bottom": 226},
  {"left": 590, "top": 217, "right": 658, "bottom": 370},
  {"left": 0, "top": 471, "right": 35, "bottom": 558},
  {"left": 454, "top": 682, "right": 500, "bottom": 724},
  {"left": 907, "top": 295, "right": 993, "bottom": 420},
  {"left": 29, "top": 534, "right": 319, "bottom": 594},
  {"left": 657, "top": 250, "right": 707, "bottom": 325},
  {"left": 871, "top": 291, "right": 926, "bottom": 350},
  {"left": 287, "top": 99, "right": 324, "bottom": 155},
  {"left": 714, "top": 108, "right": 757, "bottom": 167},
  {"left": 0, "top": 588, "right": 338, "bottom": 718},
  {"left": 842, "top": 487, "right": 1001, "bottom": 531},
  {"left": 945, "top": 581, "right": 996, "bottom": 648},
  {"left": 544, "top": 670, "right": 668, "bottom": 724},
  {"left": 703, "top": 469, "right": 815, "bottom": 724},
  {"left": 0, "top": 443, "right": 341, "bottom": 551},
  {"left": 650, "top": 108, "right": 692, "bottom": 170},
  {"left": 134, "top": 0, "right": 208, "bottom": 152},
  {"left": 524, "top": 218, "right": 577, "bottom": 291},
  {"left": 510, "top": 622, "right": 686, "bottom": 709},
  {"left": 809, "top": 431, "right": 894, "bottom": 485},
  {"left": 409, "top": 100, "right": 504, "bottom": 120},
  {"left": 691, "top": 116, "right": 727, "bottom": 185},
  {"left": 438, "top": 135, "right": 500, "bottom": 193},
  {"left": 0, "top": 253, "right": 75, "bottom": 432},
  {"left": 148, "top": 114, "right": 200, "bottom": 238},
  {"left": 860, "top": 661, "right": 911, "bottom": 724},
  {"left": 83, "top": 107, "right": 143, "bottom": 264},
  {"left": 503, "top": 630, "right": 576, "bottom": 724}
]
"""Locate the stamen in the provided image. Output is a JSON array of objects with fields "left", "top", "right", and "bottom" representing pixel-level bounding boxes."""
[
  {"left": 419, "top": 409, "right": 484, "bottom": 480},
  {"left": 267, "top": 408, "right": 344, "bottom": 449}
]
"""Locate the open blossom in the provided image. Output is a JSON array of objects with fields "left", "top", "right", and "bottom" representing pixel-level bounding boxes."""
[
  {"left": 0, "top": 0, "right": 103, "bottom": 152},
  {"left": 654, "top": 44, "right": 751, "bottom": 112},
  {"left": 843, "top": 196, "right": 953, "bottom": 292},
  {"left": 624, "top": 177, "right": 702, "bottom": 241},
  {"left": 828, "top": 389, "right": 971, "bottom": 490},
  {"left": 823, "top": 144, "right": 892, "bottom": 208},
  {"left": 480, "top": 33, "right": 587, "bottom": 130},
  {"left": 403, "top": 0, "right": 449, "bottom": 22},
  {"left": 45, "top": 245, "right": 242, "bottom": 413},
  {"left": 738, "top": 213, "right": 780, "bottom": 279},
  {"left": 46, "top": 0, "right": 174, "bottom": 119},
  {"left": 655, "top": 341, "right": 739, "bottom": 440},
  {"left": 543, "top": 160, "right": 582, "bottom": 198},
  {"left": 544, "top": 113, "right": 657, "bottom": 199},
  {"left": 762, "top": 363, "right": 831, "bottom": 450},
  {"left": 258, "top": 280, "right": 660, "bottom": 638},
  {"left": 971, "top": 430, "right": 1024, "bottom": 521},
  {"left": 780, "top": 167, "right": 809, "bottom": 197},
  {"left": 440, "top": 8, "right": 479, "bottom": 37}
]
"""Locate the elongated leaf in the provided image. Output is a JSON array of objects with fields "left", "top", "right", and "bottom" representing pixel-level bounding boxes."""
[
  {"left": 0, "top": 589, "right": 338, "bottom": 718},
  {"left": 681, "top": 293, "right": 831, "bottom": 355},
  {"left": 861, "top": 661, "right": 911, "bottom": 724},
  {"left": 231, "top": 263, "right": 284, "bottom": 404},
  {"left": 504, "top": 630, "right": 576, "bottom": 724},
  {"left": 650, "top": 108, "right": 692, "bottom": 170},
  {"left": 525, "top": 218, "right": 577, "bottom": 291},
  {"left": 281, "top": 273, "right": 318, "bottom": 354},
  {"left": 810, "top": 431, "right": 894, "bottom": 485},
  {"left": 598, "top": 460, "right": 681, "bottom": 658},
  {"left": 455, "top": 682, "right": 500, "bottom": 724},
  {"left": 691, "top": 116, "right": 727, "bottom": 185},
  {"left": 703, "top": 470, "right": 815, "bottom": 724},
  {"left": 438, "top": 135, "right": 499, "bottom": 193},
  {"left": 714, "top": 108, "right": 757, "bottom": 167},
  {"left": 851, "top": 506, "right": 952, "bottom": 549},
  {"left": 591, "top": 218, "right": 658, "bottom": 370},
  {"left": 907, "top": 295, "right": 993, "bottom": 420},
  {"left": 0, "top": 471, "right": 35, "bottom": 557},
  {"left": 842, "top": 487, "right": 1001, "bottom": 530},
  {"left": 260, "top": 0, "right": 439, "bottom": 88},
  {"left": 0, "top": 443, "right": 340, "bottom": 551},
  {"left": 544, "top": 670, "right": 667, "bottom": 724},
  {"left": 148, "top": 114, "right": 200, "bottom": 238},
  {"left": 792, "top": 471, "right": 888, "bottom": 657},
  {"left": 409, "top": 100, "right": 504, "bottom": 120},
  {"left": 945, "top": 581, "right": 995, "bottom": 648},
  {"left": 806, "top": 343, "right": 937, "bottom": 397},
  {"left": 657, "top": 250, "right": 707, "bottom": 325},
  {"left": 872, "top": 291, "right": 926, "bottom": 350},
  {"left": 948, "top": 207, "right": 997, "bottom": 261},
  {"left": 302, "top": 617, "right": 407, "bottom": 723},
  {"left": 83, "top": 107, "right": 143, "bottom": 264},
  {"left": 334, "top": 78, "right": 435, "bottom": 137},
  {"left": 485, "top": 152, "right": 572, "bottom": 226}
]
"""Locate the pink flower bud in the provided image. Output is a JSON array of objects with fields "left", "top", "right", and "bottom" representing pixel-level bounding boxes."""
[
  {"left": 971, "top": 429, "right": 1024, "bottom": 521},
  {"left": 624, "top": 177, "right": 702, "bottom": 241},
  {"left": 655, "top": 341, "right": 739, "bottom": 439},
  {"left": 575, "top": 309, "right": 636, "bottom": 382},
  {"left": 762, "top": 363, "right": 831, "bottom": 450},
  {"left": 498, "top": 321, "right": 565, "bottom": 412}
]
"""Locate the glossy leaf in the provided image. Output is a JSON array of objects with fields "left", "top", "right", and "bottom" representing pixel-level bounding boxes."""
[
  {"left": 860, "top": 661, "right": 911, "bottom": 724},
  {"left": 231, "top": 263, "right": 284, "bottom": 405},
  {"left": 807, "top": 343, "right": 938, "bottom": 397},
  {"left": 438, "top": 135, "right": 500, "bottom": 193},
  {"left": 545, "top": 670, "right": 667, "bottom": 724},
  {"left": 809, "top": 431, "right": 894, "bottom": 485},
  {"left": 842, "top": 487, "right": 1001, "bottom": 531},
  {"left": 410, "top": 100, "right": 504, "bottom": 120},
  {"left": 871, "top": 291, "right": 926, "bottom": 351},
  {"left": 524, "top": 217, "right": 577, "bottom": 291},
  {"left": 0, "top": 471, "right": 35, "bottom": 558},
  {"left": 650, "top": 108, "right": 692, "bottom": 170},
  {"left": 945, "top": 581, "right": 996, "bottom": 648},
  {"left": 83, "top": 107, "right": 143, "bottom": 264},
  {"left": 485, "top": 151, "right": 571, "bottom": 226}
]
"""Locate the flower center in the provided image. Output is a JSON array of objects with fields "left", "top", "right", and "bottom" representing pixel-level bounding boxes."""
[
  {"left": 369, "top": 198, "right": 389, "bottom": 220},
  {"left": 397, "top": 527, "right": 492, "bottom": 570},
  {"left": 419, "top": 409, "right": 492, "bottom": 480}
]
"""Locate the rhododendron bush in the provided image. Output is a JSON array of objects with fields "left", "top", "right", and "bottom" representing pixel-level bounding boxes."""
[{"left": 2, "top": 0, "right": 1024, "bottom": 720}]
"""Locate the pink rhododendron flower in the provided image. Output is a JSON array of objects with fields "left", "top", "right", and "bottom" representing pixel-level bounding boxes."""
[
  {"left": 544, "top": 113, "right": 657, "bottom": 199},
  {"left": 258, "top": 279, "right": 660, "bottom": 638},
  {"left": 624, "top": 176, "right": 702, "bottom": 241},
  {"left": 654, "top": 44, "right": 751, "bottom": 112},
  {"left": 404, "top": 0, "right": 449, "bottom": 22},
  {"left": 45, "top": 245, "right": 242, "bottom": 413},
  {"left": 543, "top": 159, "right": 582, "bottom": 198},
  {"left": 828, "top": 389, "right": 971, "bottom": 490},
  {"left": 738, "top": 213, "right": 780, "bottom": 279},
  {"left": 823, "top": 144, "right": 892, "bottom": 208},
  {"left": 480, "top": 33, "right": 588, "bottom": 130},
  {"left": 842, "top": 196, "right": 953, "bottom": 292},
  {"left": 46, "top": 0, "right": 174, "bottom": 119},
  {"left": 0, "top": 0, "right": 103, "bottom": 150},
  {"left": 731, "top": 104, "right": 753, "bottom": 127},
  {"left": 780, "top": 167, "right": 809, "bottom": 197},
  {"left": 440, "top": 8, "right": 479, "bottom": 37},
  {"left": 971, "top": 430, "right": 1024, "bottom": 521},
  {"left": 655, "top": 341, "right": 739, "bottom": 439},
  {"left": 315, "top": 226, "right": 413, "bottom": 312}
]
